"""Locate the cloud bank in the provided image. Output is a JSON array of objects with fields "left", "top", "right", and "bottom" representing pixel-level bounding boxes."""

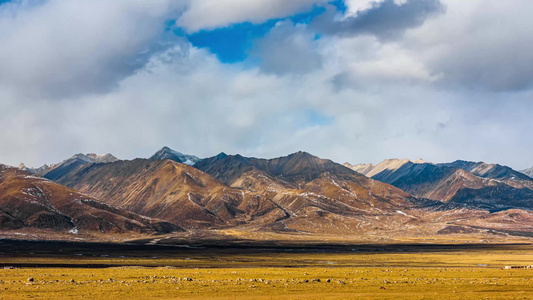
[{"left": 1, "top": 0, "right": 533, "bottom": 171}]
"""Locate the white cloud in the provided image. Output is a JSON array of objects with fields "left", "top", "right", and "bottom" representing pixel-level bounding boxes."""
[
  {"left": 0, "top": 0, "right": 183, "bottom": 99},
  {"left": 401, "top": 0, "right": 533, "bottom": 91},
  {"left": 1, "top": 0, "right": 533, "bottom": 171},
  {"left": 344, "top": 0, "right": 409, "bottom": 16},
  {"left": 177, "top": 0, "right": 326, "bottom": 32}
]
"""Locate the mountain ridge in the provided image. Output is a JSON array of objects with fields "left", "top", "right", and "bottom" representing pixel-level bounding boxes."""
[
  {"left": 0, "top": 164, "right": 181, "bottom": 234},
  {"left": 149, "top": 146, "right": 200, "bottom": 166},
  {"left": 345, "top": 158, "right": 533, "bottom": 211}
]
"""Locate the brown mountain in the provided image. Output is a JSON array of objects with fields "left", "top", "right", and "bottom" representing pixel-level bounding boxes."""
[
  {"left": 53, "top": 159, "right": 286, "bottom": 229},
  {"left": 18, "top": 153, "right": 118, "bottom": 178},
  {"left": 192, "top": 152, "right": 432, "bottom": 233},
  {"left": 6, "top": 149, "right": 533, "bottom": 240},
  {"left": 0, "top": 164, "right": 181, "bottom": 234},
  {"left": 345, "top": 159, "right": 533, "bottom": 211},
  {"left": 50, "top": 152, "right": 423, "bottom": 234},
  {"left": 195, "top": 151, "right": 359, "bottom": 187}
]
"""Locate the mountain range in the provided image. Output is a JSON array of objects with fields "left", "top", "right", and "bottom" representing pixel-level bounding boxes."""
[
  {"left": 521, "top": 166, "right": 533, "bottom": 178},
  {"left": 0, "top": 164, "right": 181, "bottom": 235},
  {"left": 2, "top": 147, "right": 533, "bottom": 242},
  {"left": 344, "top": 159, "right": 533, "bottom": 211}
]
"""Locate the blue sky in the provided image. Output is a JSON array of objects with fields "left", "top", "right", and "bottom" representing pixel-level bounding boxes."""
[
  {"left": 183, "top": 3, "right": 331, "bottom": 63},
  {"left": 1, "top": 0, "right": 533, "bottom": 170}
]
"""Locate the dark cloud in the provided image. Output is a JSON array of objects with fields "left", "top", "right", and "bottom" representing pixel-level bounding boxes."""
[{"left": 314, "top": 0, "right": 445, "bottom": 40}]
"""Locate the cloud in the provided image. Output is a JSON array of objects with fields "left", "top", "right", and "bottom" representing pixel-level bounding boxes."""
[
  {"left": 2, "top": 0, "right": 533, "bottom": 172},
  {"left": 0, "top": 0, "right": 183, "bottom": 99},
  {"left": 177, "top": 0, "right": 327, "bottom": 33},
  {"left": 344, "top": 0, "right": 408, "bottom": 16},
  {"left": 328, "top": 35, "right": 439, "bottom": 89},
  {"left": 314, "top": 0, "right": 445, "bottom": 40},
  {"left": 250, "top": 21, "right": 323, "bottom": 75},
  {"left": 402, "top": 0, "right": 533, "bottom": 91}
]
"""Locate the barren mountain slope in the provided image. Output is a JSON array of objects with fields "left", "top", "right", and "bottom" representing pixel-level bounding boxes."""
[
  {"left": 193, "top": 152, "right": 435, "bottom": 233},
  {"left": 0, "top": 164, "right": 180, "bottom": 234},
  {"left": 53, "top": 153, "right": 423, "bottom": 233},
  {"left": 346, "top": 159, "right": 533, "bottom": 211},
  {"left": 42, "top": 153, "right": 119, "bottom": 180},
  {"left": 438, "top": 160, "right": 532, "bottom": 181},
  {"left": 54, "top": 159, "right": 286, "bottom": 229}
]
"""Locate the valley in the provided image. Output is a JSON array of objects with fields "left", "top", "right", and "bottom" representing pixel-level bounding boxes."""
[{"left": 2, "top": 148, "right": 533, "bottom": 299}]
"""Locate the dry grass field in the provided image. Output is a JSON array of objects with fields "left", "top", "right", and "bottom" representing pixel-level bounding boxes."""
[{"left": 1, "top": 239, "right": 533, "bottom": 299}]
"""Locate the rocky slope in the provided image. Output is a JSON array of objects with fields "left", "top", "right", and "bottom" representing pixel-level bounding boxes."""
[
  {"left": 345, "top": 159, "right": 533, "bottom": 211},
  {"left": 0, "top": 164, "right": 181, "bottom": 234},
  {"left": 50, "top": 152, "right": 424, "bottom": 234},
  {"left": 438, "top": 160, "right": 532, "bottom": 181},
  {"left": 192, "top": 152, "right": 434, "bottom": 233},
  {"left": 53, "top": 159, "right": 285, "bottom": 229},
  {"left": 19, "top": 153, "right": 119, "bottom": 179},
  {"left": 9, "top": 150, "right": 533, "bottom": 240}
]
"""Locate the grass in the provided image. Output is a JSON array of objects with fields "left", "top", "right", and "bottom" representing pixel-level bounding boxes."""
[
  {"left": 2, "top": 266, "right": 533, "bottom": 299},
  {"left": 2, "top": 244, "right": 533, "bottom": 299}
]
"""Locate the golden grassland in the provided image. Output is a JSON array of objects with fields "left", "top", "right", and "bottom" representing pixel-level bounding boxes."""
[
  {"left": 2, "top": 266, "right": 533, "bottom": 300},
  {"left": 2, "top": 245, "right": 533, "bottom": 299}
]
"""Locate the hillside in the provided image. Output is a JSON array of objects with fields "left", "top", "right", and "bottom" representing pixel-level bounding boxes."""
[
  {"left": 51, "top": 153, "right": 425, "bottom": 234},
  {"left": 53, "top": 159, "right": 285, "bottom": 229},
  {"left": 345, "top": 159, "right": 533, "bottom": 211},
  {"left": 0, "top": 164, "right": 181, "bottom": 234}
]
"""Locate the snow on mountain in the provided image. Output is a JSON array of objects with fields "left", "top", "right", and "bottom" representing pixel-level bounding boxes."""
[
  {"left": 149, "top": 146, "right": 200, "bottom": 165},
  {"left": 520, "top": 166, "right": 533, "bottom": 178},
  {"left": 438, "top": 160, "right": 532, "bottom": 181}
]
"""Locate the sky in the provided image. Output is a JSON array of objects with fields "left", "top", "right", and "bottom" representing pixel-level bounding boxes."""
[{"left": 0, "top": 0, "right": 532, "bottom": 170}]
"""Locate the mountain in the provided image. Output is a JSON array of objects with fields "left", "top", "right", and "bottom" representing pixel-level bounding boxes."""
[
  {"left": 520, "top": 166, "right": 533, "bottom": 178},
  {"left": 86, "top": 153, "right": 119, "bottom": 163},
  {"left": 345, "top": 158, "right": 533, "bottom": 211},
  {"left": 0, "top": 164, "right": 181, "bottom": 234},
  {"left": 49, "top": 152, "right": 425, "bottom": 234},
  {"left": 149, "top": 146, "right": 200, "bottom": 165},
  {"left": 17, "top": 163, "right": 50, "bottom": 174},
  {"left": 42, "top": 153, "right": 118, "bottom": 180},
  {"left": 344, "top": 162, "right": 374, "bottom": 176},
  {"left": 438, "top": 160, "right": 532, "bottom": 181},
  {"left": 52, "top": 159, "right": 285, "bottom": 229},
  {"left": 193, "top": 152, "right": 430, "bottom": 233},
  {"left": 345, "top": 159, "right": 427, "bottom": 179},
  {"left": 195, "top": 151, "right": 361, "bottom": 187},
  {"left": 18, "top": 153, "right": 119, "bottom": 178},
  {"left": 7, "top": 150, "right": 533, "bottom": 240}
]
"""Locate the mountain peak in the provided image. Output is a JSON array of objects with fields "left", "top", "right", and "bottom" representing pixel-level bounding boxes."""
[
  {"left": 520, "top": 166, "right": 533, "bottom": 178},
  {"left": 149, "top": 146, "right": 200, "bottom": 166},
  {"left": 344, "top": 158, "right": 428, "bottom": 178},
  {"left": 216, "top": 152, "right": 228, "bottom": 159},
  {"left": 153, "top": 146, "right": 173, "bottom": 155},
  {"left": 286, "top": 151, "right": 320, "bottom": 161},
  {"left": 439, "top": 160, "right": 531, "bottom": 181},
  {"left": 87, "top": 153, "right": 118, "bottom": 163}
]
